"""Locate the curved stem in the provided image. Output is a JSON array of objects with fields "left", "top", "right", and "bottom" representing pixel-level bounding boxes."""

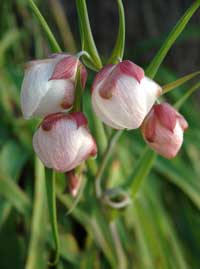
[
  {"left": 45, "top": 169, "right": 60, "bottom": 265},
  {"left": 76, "top": 0, "right": 102, "bottom": 70},
  {"left": 28, "top": 0, "right": 61, "bottom": 52},
  {"left": 95, "top": 130, "right": 123, "bottom": 198}
]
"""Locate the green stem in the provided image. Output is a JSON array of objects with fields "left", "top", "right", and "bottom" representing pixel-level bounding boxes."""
[
  {"left": 107, "top": 0, "right": 125, "bottom": 64},
  {"left": 45, "top": 169, "right": 60, "bottom": 265},
  {"left": 28, "top": 0, "right": 61, "bottom": 52},
  {"left": 162, "top": 70, "right": 200, "bottom": 94},
  {"left": 174, "top": 81, "right": 200, "bottom": 109},
  {"left": 95, "top": 130, "right": 123, "bottom": 198},
  {"left": 26, "top": 158, "right": 47, "bottom": 269},
  {"left": 76, "top": 0, "right": 102, "bottom": 70}
]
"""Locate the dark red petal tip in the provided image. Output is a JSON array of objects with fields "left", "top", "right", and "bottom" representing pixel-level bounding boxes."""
[
  {"left": 118, "top": 60, "right": 144, "bottom": 83},
  {"left": 154, "top": 103, "right": 177, "bottom": 132},
  {"left": 70, "top": 112, "right": 88, "bottom": 128},
  {"left": 41, "top": 113, "right": 67, "bottom": 131}
]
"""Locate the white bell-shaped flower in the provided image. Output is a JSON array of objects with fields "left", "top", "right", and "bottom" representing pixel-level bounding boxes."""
[
  {"left": 141, "top": 103, "right": 188, "bottom": 159},
  {"left": 21, "top": 54, "right": 87, "bottom": 119},
  {"left": 91, "top": 60, "right": 162, "bottom": 130},
  {"left": 33, "top": 112, "right": 97, "bottom": 172}
]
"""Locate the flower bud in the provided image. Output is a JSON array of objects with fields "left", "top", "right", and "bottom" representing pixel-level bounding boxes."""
[
  {"left": 91, "top": 60, "right": 162, "bottom": 130},
  {"left": 141, "top": 103, "right": 188, "bottom": 159},
  {"left": 33, "top": 112, "right": 97, "bottom": 172},
  {"left": 21, "top": 54, "right": 87, "bottom": 119}
]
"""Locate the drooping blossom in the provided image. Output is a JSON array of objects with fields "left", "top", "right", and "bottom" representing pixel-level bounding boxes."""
[
  {"left": 33, "top": 112, "right": 97, "bottom": 172},
  {"left": 21, "top": 54, "right": 87, "bottom": 119},
  {"left": 141, "top": 103, "right": 188, "bottom": 159},
  {"left": 91, "top": 60, "right": 162, "bottom": 129}
]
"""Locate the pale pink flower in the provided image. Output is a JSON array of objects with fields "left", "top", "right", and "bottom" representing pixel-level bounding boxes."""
[
  {"left": 91, "top": 60, "right": 162, "bottom": 130},
  {"left": 141, "top": 103, "right": 188, "bottom": 159},
  {"left": 33, "top": 112, "right": 97, "bottom": 172},
  {"left": 21, "top": 54, "right": 87, "bottom": 119}
]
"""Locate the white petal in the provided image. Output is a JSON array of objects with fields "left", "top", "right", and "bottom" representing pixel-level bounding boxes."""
[
  {"left": 32, "top": 79, "right": 74, "bottom": 117},
  {"left": 33, "top": 119, "right": 95, "bottom": 172},
  {"left": 92, "top": 76, "right": 146, "bottom": 129},
  {"left": 140, "top": 76, "right": 162, "bottom": 115},
  {"left": 21, "top": 59, "right": 56, "bottom": 119}
]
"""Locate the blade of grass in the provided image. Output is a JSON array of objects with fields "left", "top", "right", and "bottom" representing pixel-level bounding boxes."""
[
  {"left": 45, "top": 169, "right": 60, "bottom": 265},
  {"left": 25, "top": 158, "right": 47, "bottom": 269}
]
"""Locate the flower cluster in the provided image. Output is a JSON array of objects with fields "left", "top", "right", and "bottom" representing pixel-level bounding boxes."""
[{"left": 21, "top": 54, "right": 188, "bottom": 173}]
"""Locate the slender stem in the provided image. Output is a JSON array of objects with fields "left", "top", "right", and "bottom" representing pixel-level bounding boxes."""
[
  {"left": 26, "top": 158, "right": 46, "bottom": 269},
  {"left": 95, "top": 130, "right": 123, "bottom": 198},
  {"left": 174, "top": 81, "right": 200, "bottom": 110},
  {"left": 76, "top": 0, "right": 102, "bottom": 70},
  {"left": 146, "top": 0, "right": 200, "bottom": 78},
  {"left": 107, "top": 0, "right": 125, "bottom": 64},
  {"left": 45, "top": 169, "right": 60, "bottom": 265},
  {"left": 162, "top": 70, "right": 200, "bottom": 94},
  {"left": 28, "top": 0, "right": 61, "bottom": 52}
]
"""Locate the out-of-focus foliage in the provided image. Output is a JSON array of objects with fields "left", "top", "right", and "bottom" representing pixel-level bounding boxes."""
[{"left": 0, "top": 1, "right": 200, "bottom": 268}]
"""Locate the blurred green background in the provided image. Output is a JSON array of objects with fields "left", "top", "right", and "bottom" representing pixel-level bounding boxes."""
[{"left": 0, "top": 0, "right": 200, "bottom": 269}]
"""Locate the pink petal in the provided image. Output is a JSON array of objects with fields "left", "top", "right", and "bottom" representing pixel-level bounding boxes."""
[
  {"left": 142, "top": 113, "right": 157, "bottom": 142},
  {"left": 91, "top": 64, "right": 115, "bottom": 93},
  {"left": 176, "top": 113, "right": 188, "bottom": 131},
  {"left": 154, "top": 103, "right": 177, "bottom": 132},
  {"left": 118, "top": 60, "right": 144, "bottom": 83},
  {"left": 50, "top": 56, "right": 78, "bottom": 80},
  {"left": 69, "top": 112, "right": 88, "bottom": 128}
]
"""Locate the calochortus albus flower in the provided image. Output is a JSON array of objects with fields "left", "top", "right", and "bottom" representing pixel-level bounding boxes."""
[
  {"left": 91, "top": 60, "right": 162, "bottom": 130},
  {"left": 21, "top": 54, "right": 87, "bottom": 119},
  {"left": 141, "top": 103, "right": 188, "bottom": 159},
  {"left": 33, "top": 112, "right": 97, "bottom": 172}
]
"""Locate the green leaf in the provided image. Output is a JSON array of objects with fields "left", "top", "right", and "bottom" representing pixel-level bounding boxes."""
[
  {"left": 174, "top": 81, "right": 200, "bottom": 109},
  {"left": 76, "top": 0, "right": 102, "bottom": 70},
  {"left": 162, "top": 70, "right": 200, "bottom": 94},
  {"left": 25, "top": 158, "right": 47, "bottom": 269},
  {"left": 124, "top": 147, "right": 156, "bottom": 198},
  {"left": 0, "top": 175, "right": 31, "bottom": 216},
  {"left": 146, "top": 1, "right": 200, "bottom": 78},
  {"left": 45, "top": 169, "right": 60, "bottom": 265},
  {"left": 28, "top": 0, "right": 61, "bottom": 52},
  {"left": 107, "top": 0, "right": 125, "bottom": 64},
  {"left": 0, "top": 141, "right": 28, "bottom": 181}
]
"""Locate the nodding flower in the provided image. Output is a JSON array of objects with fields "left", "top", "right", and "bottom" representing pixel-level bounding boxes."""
[
  {"left": 33, "top": 112, "right": 97, "bottom": 172},
  {"left": 21, "top": 53, "right": 87, "bottom": 119},
  {"left": 91, "top": 60, "right": 162, "bottom": 130},
  {"left": 141, "top": 103, "right": 188, "bottom": 159}
]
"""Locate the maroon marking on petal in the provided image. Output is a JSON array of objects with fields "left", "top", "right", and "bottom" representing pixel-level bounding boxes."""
[
  {"left": 50, "top": 56, "right": 78, "bottom": 80},
  {"left": 176, "top": 113, "right": 188, "bottom": 131},
  {"left": 118, "top": 60, "right": 144, "bottom": 83},
  {"left": 69, "top": 112, "right": 88, "bottom": 128},
  {"left": 91, "top": 64, "right": 115, "bottom": 94},
  {"left": 142, "top": 114, "right": 156, "bottom": 143},
  {"left": 61, "top": 99, "right": 72, "bottom": 109},
  {"left": 99, "top": 79, "right": 116, "bottom": 99},
  {"left": 154, "top": 103, "right": 177, "bottom": 132},
  {"left": 41, "top": 113, "right": 68, "bottom": 131}
]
